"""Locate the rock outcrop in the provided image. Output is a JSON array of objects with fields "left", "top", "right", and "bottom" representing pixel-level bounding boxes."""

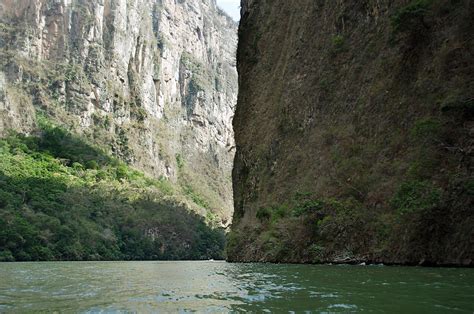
[
  {"left": 229, "top": 0, "right": 473, "bottom": 265},
  {"left": 0, "top": 0, "right": 237, "bottom": 223}
]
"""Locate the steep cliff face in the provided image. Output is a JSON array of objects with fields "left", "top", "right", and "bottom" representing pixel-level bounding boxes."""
[
  {"left": 229, "top": 0, "right": 473, "bottom": 265},
  {"left": 0, "top": 0, "right": 237, "bottom": 223}
]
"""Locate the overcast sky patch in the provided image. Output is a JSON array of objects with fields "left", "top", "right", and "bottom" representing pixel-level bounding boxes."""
[{"left": 216, "top": 0, "right": 240, "bottom": 21}]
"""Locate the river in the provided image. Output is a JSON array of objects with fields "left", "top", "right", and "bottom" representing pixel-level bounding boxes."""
[{"left": 0, "top": 261, "right": 473, "bottom": 312}]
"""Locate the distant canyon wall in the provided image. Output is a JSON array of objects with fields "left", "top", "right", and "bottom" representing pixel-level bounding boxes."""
[{"left": 0, "top": 0, "right": 238, "bottom": 222}]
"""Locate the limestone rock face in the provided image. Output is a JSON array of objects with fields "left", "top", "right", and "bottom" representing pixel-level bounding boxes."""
[
  {"left": 230, "top": 0, "right": 473, "bottom": 265},
  {"left": 0, "top": 0, "right": 237, "bottom": 222}
]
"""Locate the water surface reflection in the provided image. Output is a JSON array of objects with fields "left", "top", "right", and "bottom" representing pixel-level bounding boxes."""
[{"left": 0, "top": 261, "right": 473, "bottom": 312}]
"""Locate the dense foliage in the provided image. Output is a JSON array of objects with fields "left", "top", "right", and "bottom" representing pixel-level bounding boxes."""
[{"left": 0, "top": 121, "right": 225, "bottom": 262}]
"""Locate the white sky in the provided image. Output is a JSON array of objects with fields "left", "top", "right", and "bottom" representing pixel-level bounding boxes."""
[{"left": 216, "top": 0, "right": 240, "bottom": 21}]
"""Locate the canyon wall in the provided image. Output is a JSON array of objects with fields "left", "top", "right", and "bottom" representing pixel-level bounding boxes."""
[
  {"left": 0, "top": 0, "right": 237, "bottom": 223},
  {"left": 229, "top": 0, "right": 473, "bottom": 265}
]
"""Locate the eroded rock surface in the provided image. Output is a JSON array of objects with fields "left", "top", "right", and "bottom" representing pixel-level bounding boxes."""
[{"left": 0, "top": 0, "right": 237, "bottom": 222}]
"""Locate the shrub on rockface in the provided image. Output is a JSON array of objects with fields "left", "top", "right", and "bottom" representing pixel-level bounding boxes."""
[
  {"left": 391, "top": 180, "right": 442, "bottom": 215},
  {"left": 256, "top": 207, "right": 271, "bottom": 222},
  {"left": 391, "top": 0, "right": 433, "bottom": 33}
]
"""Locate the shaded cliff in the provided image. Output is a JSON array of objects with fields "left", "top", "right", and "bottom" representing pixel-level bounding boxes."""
[
  {"left": 0, "top": 0, "right": 237, "bottom": 223},
  {"left": 229, "top": 0, "right": 473, "bottom": 265}
]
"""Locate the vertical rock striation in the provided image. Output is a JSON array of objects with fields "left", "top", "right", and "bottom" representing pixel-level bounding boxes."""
[
  {"left": 230, "top": 0, "right": 473, "bottom": 265},
  {"left": 0, "top": 0, "right": 237, "bottom": 222}
]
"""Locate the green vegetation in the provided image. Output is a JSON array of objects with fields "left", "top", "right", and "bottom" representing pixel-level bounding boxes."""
[
  {"left": 180, "top": 52, "right": 211, "bottom": 91},
  {"left": 391, "top": 180, "right": 442, "bottom": 215},
  {"left": 391, "top": 0, "right": 433, "bottom": 33},
  {"left": 331, "top": 35, "right": 346, "bottom": 53},
  {"left": 229, "top": 180, "right": 454, "bottom": 263},
  {"left": 180, "top": 52, "right": 212, "bottom": 115},
  {"left": 174, "top": 151, "right": 219, "bottom": 217},
  {"left": 256, "top": 205, "right": 289, "bottom": 224},
  {"left": 411, "top": 118, "right": 443, "bottom": 142},
  {"left": 175, "top": 153, "right": 185, "bottom": 169},
  {"left": 256, "top": 207, "right": 272, "bottom": 222},
  {"left": 234, "top": 193, "right": 370, "bottom": 262},
  {"left": 183, "top": 184, "right": 210, "bottom": 210},
  {"left": 0, "top": 122, "right": 225, "bottom": 262},
  {"left": 292, "top": 192, "right": 325, "bottom": 217}
]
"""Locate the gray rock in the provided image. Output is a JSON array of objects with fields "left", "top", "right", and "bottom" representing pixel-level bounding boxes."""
[{"left": 0, "top": 0, "right": 237, "bottom": 223}]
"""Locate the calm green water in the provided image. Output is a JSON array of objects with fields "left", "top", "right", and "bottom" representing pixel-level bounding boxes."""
[{"left": 0, "top": 261, "right": 473, "bottom": 313}]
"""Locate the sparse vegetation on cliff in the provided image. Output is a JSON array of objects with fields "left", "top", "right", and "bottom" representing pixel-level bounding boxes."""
[
  {"left": 391, "top": 0, "right": 433, "bottom": 33},
  {"left": 229, "top": 0, "right": 473, "bottom": 265}
]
